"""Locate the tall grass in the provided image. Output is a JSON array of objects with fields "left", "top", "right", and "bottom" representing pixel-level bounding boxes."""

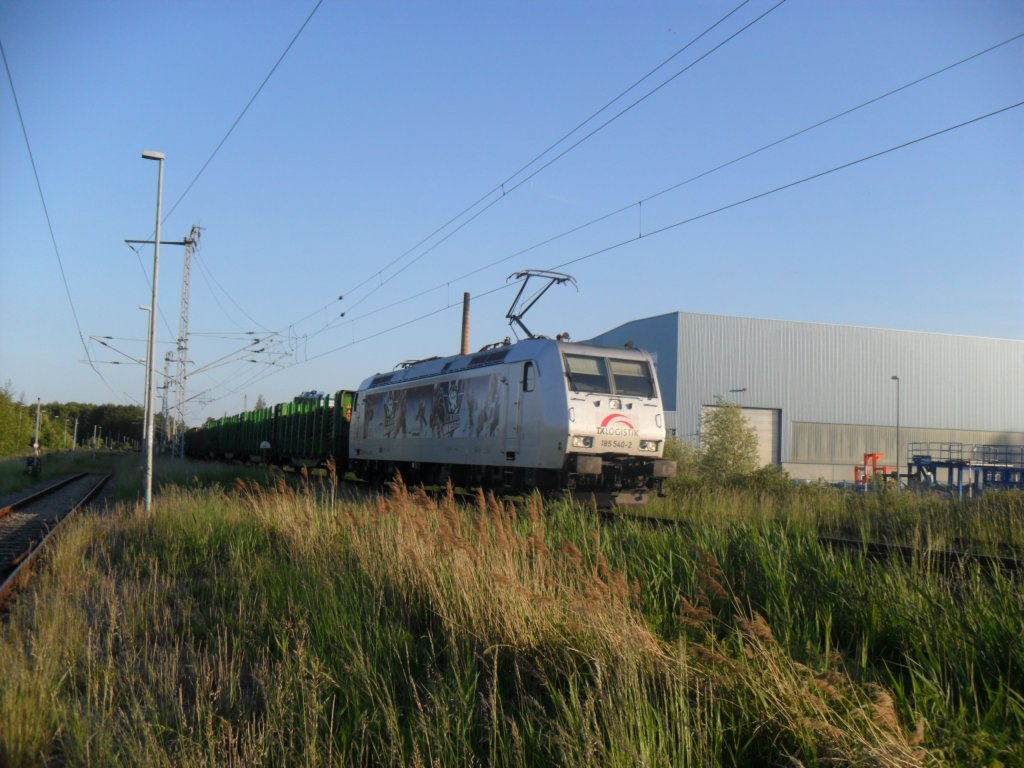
[
  {"left": 0, "top": 451, "right": 279, "bottom": 500},
  {"left": 0, "top": 451, "right": 126, "bottom": 496},
  {"left": 648, "top": 480, "right": 1024, "bottom": 557},
  {"left": 623, "top": 484, "right": 1024, "bottom": 764},
  {"left": 1, "top": 474, "right": 1018, "bottom": 765}
]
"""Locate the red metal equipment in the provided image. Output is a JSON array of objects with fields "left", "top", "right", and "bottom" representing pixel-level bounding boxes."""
[{"left": 854, "top": 452, "right": 898, "bottom": 488}]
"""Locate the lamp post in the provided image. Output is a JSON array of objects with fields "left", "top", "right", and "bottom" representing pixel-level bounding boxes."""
[
  {"left": 891, "top": 375, "right": 900, "bottom": 489},
  {"left": 141, "top": 150, "right": 165, "bottom": 514}
]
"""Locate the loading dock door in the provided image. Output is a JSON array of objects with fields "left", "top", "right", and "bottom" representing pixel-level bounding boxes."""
[{"left": 700, "top": 406, "right": 781, "bottom": 467}]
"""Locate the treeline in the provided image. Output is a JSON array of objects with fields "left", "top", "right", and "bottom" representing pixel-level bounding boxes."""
[{"left": 0, "top": 381, "right": 153, "bottom": 457}]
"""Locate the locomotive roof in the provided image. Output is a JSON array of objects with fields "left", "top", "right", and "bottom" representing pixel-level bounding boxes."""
[{"left": 360, "top": 337, "right": 651, "bottom": 390}]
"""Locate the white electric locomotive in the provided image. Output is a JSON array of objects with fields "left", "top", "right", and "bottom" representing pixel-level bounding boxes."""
[{"left": 349, "top": 337, "right": 676, "bottom": 505}]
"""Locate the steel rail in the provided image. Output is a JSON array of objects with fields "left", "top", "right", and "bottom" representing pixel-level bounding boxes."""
[
  {"left": 600, "top": 510, "right": 1023, "bottom": 574},
  {"left": 816, "top": 535, "right": 1022, "bottom": 574},
  {"left": 0, "top": 474, "right": 111, "bottom": 606},
  {"left": 0, "top": 472, "right": 89, "bottom": 521}
]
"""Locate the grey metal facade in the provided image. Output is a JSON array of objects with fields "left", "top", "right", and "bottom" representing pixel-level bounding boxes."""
[{"left": 587, "top": 311, "right": 1024, "bottom": 481}]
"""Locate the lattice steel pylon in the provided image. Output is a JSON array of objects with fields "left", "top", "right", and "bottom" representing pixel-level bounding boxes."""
[
  {"left": 173, "top": 225, "right": 202, "bottom": 457},
  {"left": 162, "top": 351, "right": 174, "bottom": 453}
]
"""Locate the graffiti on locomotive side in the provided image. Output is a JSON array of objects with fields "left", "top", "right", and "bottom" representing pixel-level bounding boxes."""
[{"left": 363, "top": 373, "right": 504, "bottom": 440}]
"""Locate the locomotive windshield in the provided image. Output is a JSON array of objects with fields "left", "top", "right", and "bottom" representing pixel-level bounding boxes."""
[{"left": 563, "top": 354, "right": 655, "bottom": 398}]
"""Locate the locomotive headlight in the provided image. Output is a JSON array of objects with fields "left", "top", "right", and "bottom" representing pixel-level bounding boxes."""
[
  {"left": 572, "top": 436, "right": 594, "bottom": 448},
  {"left": 639, "top": 440, "right": 660, "bottom": 452}
]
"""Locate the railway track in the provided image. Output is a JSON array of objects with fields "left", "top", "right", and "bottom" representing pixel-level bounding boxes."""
[
  {"left": 600, "top": 510, "right": 1023, "bottom": 575},
  {"left": 0, "top": 473, "right": 111, "bottom": 605},
  {"left": 813, "top": 534, "right": 1022, "bottom": 574}
]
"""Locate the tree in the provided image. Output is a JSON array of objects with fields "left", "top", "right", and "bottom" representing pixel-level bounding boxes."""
[
  {"left": 254, "top": 394, "right": 268, "bottom": 411},
  {"left": 0, "top": 388, "right": 144, "bottom": 456},
  {"left": 0, "top": 382, "right": 27, "bottom": 455},
  {"left": 699, "top": 397, "right": 759, "bottom": 479}
]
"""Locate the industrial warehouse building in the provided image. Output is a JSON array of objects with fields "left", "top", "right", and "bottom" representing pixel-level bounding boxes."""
[{"left": 587, "top": 312, "right": 1024, "bottom": 483}]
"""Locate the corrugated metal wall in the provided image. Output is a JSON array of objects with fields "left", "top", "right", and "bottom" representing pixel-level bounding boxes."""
[
  {"left": 791, "top": 422, "right": 1024, "bottom": 465},
  {"left": 589, "top": 312, "right": 1024, "bottom": 474}
]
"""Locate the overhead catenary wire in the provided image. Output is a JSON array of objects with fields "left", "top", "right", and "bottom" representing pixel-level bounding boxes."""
[
  {"left": 92, "top": 335, "right": 177, "bottom": 344},
  {"left": 258, "top": 98, "right": 1024, "bottom": 381},
  {"left": 124, "top": 240, "right": 180, "bottom": 343},
  {"left": 1, "top": 37, "right": 125, "bottom": 403},
  {"left": 193, "top": 257, "right": 251, "bottom": 334},
  {"left": 168, "top": 0, "right": 771, "bottom": 365},
  {"left": 189, "top": 331, "right": 263, "bottom": 340},
  {"left": 179, "top": 332, "right": 292, "bottom": 406},
  {"left": 186, "top": 10, "right": 1019, "bottom": 408},
  {"left": 184, "top": 26, "right": 1020, "bottom": 412},
  {"left": 195, "top": 290, "right": 513, "bottom": 408},
  {"left": 551, "top": 99, "right": 1024, "bottom": 271},
  {"left": 326, "top": 0, "right": 785, "bottom": 318},
  {"left": 161, "top": 0, "right": 324, "bottom": 225},
  {"left": 197, "top": 97, "right": 1023, "bottom": 413},
  {"left": 189, "top": 339, "right": 272, "bottom": 379},
  {"left": 188, "top": 0, "right": 790, "bottom": 383},
  {"left": 194, "top": 255, "right": 271, "bottom": 332},
  {"left": 292, "top": 31, "right": 1024, "bottom": 346},
  {"left": 186, "top": 353, "right": 296, "bottom": 407},
  {"left": 123, "top": 0, "right": 323, "bottom": 353}
]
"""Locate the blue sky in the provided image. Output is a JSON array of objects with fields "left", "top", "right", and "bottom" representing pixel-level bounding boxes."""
[{"left": 2, "top": 0, "right": 1021, "bottom": 425}]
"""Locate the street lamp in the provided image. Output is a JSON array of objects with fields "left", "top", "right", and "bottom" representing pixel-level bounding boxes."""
[
  {"left": 891, "top": 375, "right": 900, "bottom": 489},
  {"left": 141, "top": 150, "right": 164, "bottom": 514}
]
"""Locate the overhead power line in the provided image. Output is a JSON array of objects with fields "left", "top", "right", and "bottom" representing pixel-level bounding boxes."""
[
  {"left": 284, "top": 98, "right": 1023, "bottom": 372},
  {"left": 291, "top": 30, "right": 1024, "bottom": 346},
  {"left": 184, "top": 28, "right": 1021, "bottom": 410},
  {"left": 162, "top": 0, "right": 324, "bottom": 223},
  {"left": 186, "top": 0, "right": 783, "bottom": 381},
  {"left": 552, "top": 99, "right": 1024, "bottom": 271},
  {"left": 1, "top": 37, "right": 126, "bottom": 402},
  {"left": 332, "top": 0, "right": 788, "bottom": 316},
  {"left": 134, "top": 0, "right": 323, "bottom": 353},
  {"left": 195, "top": 95, "right": 1024, "bottom": 411},
  {"left": 194, "top": 255, "right": 270, "bottom": 331}
]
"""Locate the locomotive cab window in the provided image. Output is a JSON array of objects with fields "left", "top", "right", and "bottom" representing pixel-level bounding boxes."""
[
  {"left": 564, "top": 354, "right": 610, "bottom": 393},
  {"left": 564, "top": 354, "right": 655, "bottom": 397},
  {"left": 609, "top": 358, "right": 654, "bottom": 398}
]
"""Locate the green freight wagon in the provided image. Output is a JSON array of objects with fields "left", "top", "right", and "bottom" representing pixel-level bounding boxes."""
[
  {"left": 238, "top": 407, "right": 273, "bottom": 459},
  {"left": 289, "top": 394, "right": 333, "bottom": 464}
]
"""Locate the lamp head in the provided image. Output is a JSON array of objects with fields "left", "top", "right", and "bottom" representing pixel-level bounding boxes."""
[{"left": 141, "top": 150, "right": 165, "bottom": 161}]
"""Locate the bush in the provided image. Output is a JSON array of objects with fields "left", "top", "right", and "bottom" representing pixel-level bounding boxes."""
[
  {"left": 699, "top": 398, "right": 758, "bottom": 480},
  {"left": 661, "top": 436, "right": 700, "bottom": 495},
  {"left": 724, "top": 464, "right": 794, "bottom": 497}
]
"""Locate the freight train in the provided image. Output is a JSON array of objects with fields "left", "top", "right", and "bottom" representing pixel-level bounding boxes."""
[{"left": 185, "top": 337, "right": 676, "bottom": 505}]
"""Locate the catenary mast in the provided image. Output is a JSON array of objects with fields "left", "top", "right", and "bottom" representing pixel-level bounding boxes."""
[{"left": 173, "top": 226, "right": 200, "bottom": 457}]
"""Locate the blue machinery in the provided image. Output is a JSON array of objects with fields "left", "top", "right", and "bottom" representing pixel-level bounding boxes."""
[{"left": 908, "top": 442, "right": 1024, "bottom": 498}]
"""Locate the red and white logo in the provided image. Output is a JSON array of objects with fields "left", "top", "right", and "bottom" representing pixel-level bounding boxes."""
[{"left": 597, "top": 413, "right": 638, "bottom": 436}]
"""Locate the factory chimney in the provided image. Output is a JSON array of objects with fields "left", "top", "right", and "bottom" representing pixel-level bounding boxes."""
[{"left": 460, "top": 292, "right": 471, "bottom": 355}]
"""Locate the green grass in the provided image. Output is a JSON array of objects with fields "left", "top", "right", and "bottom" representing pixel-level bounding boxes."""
[
  {"left": 0, "top": 451, "right": 281, "bottom": 501},
  {"left": 0, "top": 475, "right": 1020, "bottom": 765},
  {"left": 0, "top": 450, "right": 128, "bottom": 496}
]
